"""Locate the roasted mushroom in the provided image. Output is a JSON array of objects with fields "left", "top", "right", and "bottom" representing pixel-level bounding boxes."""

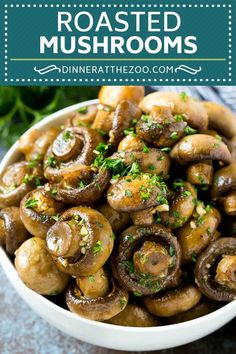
[
  {"left": 19, "top": 127, "right": 59, "bottom": 162},
  {"left": 46, "top": 207, "right": 114, "bottom": 276},
  {"left": 186, "top": 160, "right": 213, "bottom": 187},
  {"left": 75, "top": 267, "right": 110, "bottom": 298},
  {"left": 143, "top": 285, "right": 201, "bottom": 317},
  {"left": 98, "top": 203, "right": 130, "bottom": 233},
  {"left": 204, "top": 101, "right": 236, "bottom": 139},
  {"left": 107, "top": 174, "right": 168, "bottom": 213},
  {"left": 136, "top": 106, "right": 187, "bottom": 148},
  {"left": 66, "top": 277, "right": 129, "bottom": 321},
  {"left": 44, "top": 126, "right": 103, "bottom": 182},
  {"left": 160, "top": 181, "right": 197, "bottom": 229},
  {"left": 177, "top": 205, "right": 221, "bottom": 263},
  {"left": 15, "top": 237, "right": 69, "bottom": 295},
  {"left": 111, "top": 148, "right": 170, "bottom": 179},
  {"left": 108, "top": 100, "right": 142, "bottom": 147},
  {"left": 195, "top": 237, "right": 236, "bottom": 301},
  {"left": 211, "top": 162, "right": 236, "bottom": 199},
  {"left": 0, "top": 161, "right": 43, "bottom": 209},
  {"left": 0, "top": 207, "right": 29, "bottom": 255},
  {"left": 170, "top": 134, "right": 232, "bottom": 165},
  {"left": 92, "top": 107, "right": 114, "bottom": 134},
  {"left": 112, "top": 224, "right": 181, "bottom": 295},
  {"left": 66, "top": 104, "right": 98, "bottom": 126},
  {"left": 106, "top": 303, "right": 158, "bottom": 327},
  {"left": 219, "top": 191, "right": 236, "bottom": 215},
  {"left": 99, "top": 86, "right": 144, "bottom": 108},
  {"left": 20, "top": 187, "right": 64, "bottom": 238},
  {"left": 140, "top": 91, "right": 208, "bottom": 131}
]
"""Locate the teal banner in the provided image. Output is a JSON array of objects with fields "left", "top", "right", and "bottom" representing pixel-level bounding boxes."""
[{"left": 0, "top": 0, "right": 235, "bottom": 85}]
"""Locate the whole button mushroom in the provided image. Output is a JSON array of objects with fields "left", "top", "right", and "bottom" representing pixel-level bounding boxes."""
[
  {"left": 15, "top": 237, "right": 69, "bottom": 295},
  {"left": 46, "top": 207, "right": 114, "bottom": 276},
  {"left": 204, "top": 101, "right": 236, "bottom": 139},
  {"left": 99, "top": 86, "right": 145, "bottom": 108},
  {"left": 0, "top": 207, "right": 29, "bottom": 255},
  {"left": 139, "top": 91, "right": 208, "bottom": 131},
  {"left": 0, "top": 161, "right": 43, "bottom": 209},
  {"left": 112, "top": 224, "right": 182, "bottom": 295}
]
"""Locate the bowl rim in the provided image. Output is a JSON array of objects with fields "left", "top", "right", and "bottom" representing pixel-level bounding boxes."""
[{"left": 0, "top": 98, "right": 236, "bottom": 334}]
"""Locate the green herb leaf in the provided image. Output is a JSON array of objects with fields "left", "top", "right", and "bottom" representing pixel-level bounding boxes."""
[
  {"left": 180, "top": 91, "right": 188, "bottom": 102},
  {"left": 185, "top": 126, "right": 198, "bottom": 135},
  {"left": 92, "top": 240, "right": 103, "bottom": 254},
  {"left": 25, "top": 198, "right": 38, "bottom": 209},
  {"left": 77, "top": 106, "right": 88, "bottom": 114}
]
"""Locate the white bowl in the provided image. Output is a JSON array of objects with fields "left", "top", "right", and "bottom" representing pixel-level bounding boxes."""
[{"left": 0, "top": 99, "right": 236, "bottom": 351}]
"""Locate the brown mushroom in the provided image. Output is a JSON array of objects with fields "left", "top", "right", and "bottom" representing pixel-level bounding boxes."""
[
  {"left": 177, "top": 206, "right": 221, "bottom": 263},
  {"left": 111, "top": 148, "right": 170, "bottom": 179},
  {"left": 0, "top": 161, "right": 43, "bottom": 209},
  {"left": 66, "top": 277, "right": 129, "bottom": 321},
  {"left": 66, "top": 104, "right": 98, "bottom": 126},
  {"left": 143, "top": 285, "right": 201, "bottom": 317},
  {"left": 140, "top": 91, "right": 208, "bottom": 131},
  {"left": 46, "top": 207, "right": 114, "bottom": 276},
  {"left": 75, "top": 267, "right": 109, "bottom": 298},
  {"left": 19, "top": 127, "right": 59, "bottom": 162},
  {"left": 204, "top": 101, "right": 236, "bottom": 139},
  {"left": 44, "top": 127, "right": 103, "bottom": 182},
  {"left": 15, "top": 237, "right": 69, "bottom": 295},
  {"left": 108, "top": 100, "right": 142, "bottom": 146},
  {"left": 92, "top": 107, "right": 114, "bottom": 134},
  {"left": 195, "top": 237, "right": 236, "bottom": 301},
  {"left": 107, "top": 174, "right": 168, "bottom": 213},
  {"left": 112, "top": 224, "right": 182, "bottom": 295},
  {"left": 166, "top": 299, "right": 220, "bottom": 324},
  {"left": 160, "top": 181, "right": 197, "bottom": 229},
  {"left": 98, "top": 203, "right": 130, "bottom": 233},
  {"left": 0, "top": 207, "right": 29, "bottom": 255},
  {"left": 99, "top": 86, "right": 144, "bottom": 108},
  {"left": 106, "top": 303, "right": 158, "bottom": 327},
  {"left": 20, "top": 187, "right": 64, "bottom": 238},
  {"left": 136, "top": 106, "right": 187, "bottom": 148},
  {"left": 170, "top": 134, "right": 232, "bottom": 165},
  {"left": 219, "top": 191, "right": 236, "bottom": 215},
  {"left": 49, "top": 166, "right": 111, "bottom": 205},
  {"left": 211, "top": 162, "right": 236, "bottom": 199},
  {"left": 186, "top": 160, "right": 213, "bottom": 187},
  {"left": 118, "top": 135, "right": 144, "bottom": 152}
]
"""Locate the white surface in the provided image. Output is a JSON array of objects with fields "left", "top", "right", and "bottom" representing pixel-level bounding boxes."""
[{"left": 0, "top": 99, "right": 236, "bottom": 351}]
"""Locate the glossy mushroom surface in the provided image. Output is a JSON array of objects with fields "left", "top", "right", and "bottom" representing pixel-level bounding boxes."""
[
  {"left": 99, "top": 86, "right": 144, "bottom": 108},
  {"left": 46, "top": 207, "right": 114, "bottom": 276},
  {"left": 15, "top": 237, "right": 69, "bottom": 295},
  {"left": 195, "top": 237, "right": 236, "bottom": 301},
  {"left": 0, "top": 207, "right": 29, "bottom": 255},
  {"left": 66, "top": 277, "right": 129, "bottom": 321},
  {"left": 112, "top": 224, "right": 181, "bottom": 295}
]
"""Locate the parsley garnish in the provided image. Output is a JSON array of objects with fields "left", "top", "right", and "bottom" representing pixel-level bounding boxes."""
[
  {"left": 46, "top": 156, "right": 57, "bottom": 168},
  {"left": 185, "top": 126, "right": 198, "bottom": 135},
  {"left": 92, "top": 240, "right": 103, "bottom": 254},
  {"left": 125, "top": 189, "right": 133, "bottom": 197},
  {"left": 62, "top": 130, "right": 73, "bottom": 142},
  {"left": 77, "top": 106, "right": 88, "bottom": 114},
  {"left": 25, "top": 198, "right": 38, "bottom": 209},
  {"left": 142, "top": 143, "right": 149, "bottom": 153},
  {"left": 180, "top": 91, "right": 188, "bottom": 102}
]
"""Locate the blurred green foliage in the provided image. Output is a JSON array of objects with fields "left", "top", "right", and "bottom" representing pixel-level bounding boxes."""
[{"left": 0, "top": 86, "right": 99, "bottom": 147}]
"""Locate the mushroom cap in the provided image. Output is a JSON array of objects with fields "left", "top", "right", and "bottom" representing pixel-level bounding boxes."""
[
  {"left": 170, "top": 134, "right": 232, "bottom": 165},
  {"left": 139, "top": 91, "right": 208, "bottom": 131},
  {"left": 15, "top": 237, "right": 69, "bottom": 295},
  {"left": 99, "top": 86, "right": 145, "bottom": 108},
  {"left": 204, "top": 101, "right": 236, "bottom": 138}
]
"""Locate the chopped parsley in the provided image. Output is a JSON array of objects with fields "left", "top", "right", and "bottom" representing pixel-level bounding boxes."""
[
  {"left": 50, "top": 188, "right": 58, "bottom": 196},
  {"left": 95, "top": 183, "right": 101, "bottom": 190},
  {"left": 142, "top": 142, "right": 150, "bottom": 153},
  {"left": 173, "top": 179, "right": 185, "bottom": 189},
  {"left": 25, "top": 198, "right": 38, "bottom": 209},
  {"left": 174, "top": 114, "right": 184, "bottom": 122},
  {"left": 148, "top": 165, "right": 155, "bottom": 171},
  {"left": 169, "top": 245, "right": 175, "bottom": 257},
  {"left": 124, "top": 127, "right": 136, "bottom": 136},
  {"left": 160, "top": 147, "right": 171, "bottom": 152},
  {"left": 51, "top": 214, "right": 60, "bottom": 222},
  {"left": 79, "top": 180, "right": 87, "bottom": 189},
  {"left": 125, "top": 189, "right": 133, "bottom": 197},
  {"left": 183, "top": 190, "right": 191, "bottom": 197},
  {"left": 170, "top": 131, "right": 178, "bottom": 140},
  {"left": 88, "top": 275, "right": 95, "bottom": 282},
  {"left": 92, "top": 240, "right": 103, "bottom": 254},
  {"left": 95, "top": 128, "right": 106, "bottom": 136},
  {"left": 180, "top": 91, "right": 188, "bottom": 102},
  {"left": 133, "top": 291, "right": 142, "bottom": 297},
  {"left": 185, "top": 126, "right": 198, "bottom": 135},
  {"left": 191, "top": 252, "right": 197, "bottom": 263},
  {"left": 46, "top": 156, "right": 57, "bottom": 168},
  {"left": 62, "top": 130, "right": 73, "bottom": 142},
  {"left": 77, "top": 106, "right": 88, "bottom": 114}
]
